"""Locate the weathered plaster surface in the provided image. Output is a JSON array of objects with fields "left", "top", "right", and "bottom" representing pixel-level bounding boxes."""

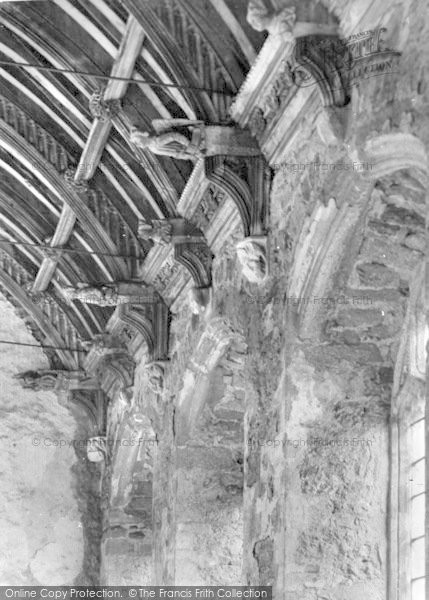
[{"left": 0, "top": 294, "right": 100, "bottom": 584}]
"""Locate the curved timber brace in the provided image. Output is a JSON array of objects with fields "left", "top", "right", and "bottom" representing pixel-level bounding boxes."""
[
  {"left": 204, "top": 155, "right": 271, "bottom": 284},
  {"left": 138, "top": 217, "right": 213, "bottom": 293},
  {"left": 204, "top": 155, "right": 270, "bottom": 237},
  {"left": 83, "top": 333, "right": 135, "bottom": 403},
  {"left": 114, "top": 301, "right": 169, "bottom": 362},
  {"left": 14, "top": 368, "right": 105, "bottom": 433},
  {"left": 292, "top": 35, "right": 349, "bottom": 108},
  {"left": 110, "top": 299, "right": 170, "bottom": 401}
]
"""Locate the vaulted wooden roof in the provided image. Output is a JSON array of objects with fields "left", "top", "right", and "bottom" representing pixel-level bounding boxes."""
[{"left": 0, "top": 0, "right": 265, "bottom": 368}]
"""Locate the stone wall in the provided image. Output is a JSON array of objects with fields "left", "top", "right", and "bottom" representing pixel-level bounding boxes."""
[
  {"left": 100, "top": 0, "right": 428, "bottom": 593},
  {"left": 0, "top": 293, "right": 101, "bottom": 585}
]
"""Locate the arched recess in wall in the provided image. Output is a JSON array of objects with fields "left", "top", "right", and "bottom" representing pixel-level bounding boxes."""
[
  {"left": 160, "top": 318, "right": 247, "bottom": 585},
  {"left": 288, "top": 133, "right": 428, "bottom": 342},
  {"left": 359, "top": 136, "right": 427, "bottom": 600},
  {"left": 283, "top": 132, "right": 427, "bottom": 595}
]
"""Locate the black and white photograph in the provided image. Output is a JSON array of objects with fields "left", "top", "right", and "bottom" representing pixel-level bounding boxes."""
[{"left": 0, "top": 1, "right": 427, "bottom": 599}]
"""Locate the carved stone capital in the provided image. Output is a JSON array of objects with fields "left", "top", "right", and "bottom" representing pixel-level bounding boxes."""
[{"left": 236, "top": 236, "right": 268, "bottom": 284}]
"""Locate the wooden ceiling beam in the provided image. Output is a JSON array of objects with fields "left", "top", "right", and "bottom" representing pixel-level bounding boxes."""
[{"left": 33, "top": 15, "right": 145, "bottom": 292}]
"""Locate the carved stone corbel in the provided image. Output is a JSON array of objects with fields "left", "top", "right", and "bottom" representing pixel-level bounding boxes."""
[
  {"left": 143, "top": 360, "right": 167, "bottom": 395},
  {"left": 236, "top": 236, "right": 268, "bottom": 284},
  {"left": 189, "top": 286, "right": 212, "bottom": 316}
]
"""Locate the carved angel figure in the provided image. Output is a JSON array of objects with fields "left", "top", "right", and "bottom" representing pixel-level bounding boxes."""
[
  {"left": 236, "top": 238, "right": 267, "bottom": 284},
  {"left": 62, "top": 283, "right": 118, "bottom": 306},
  {"left": 14, "top": 370, "right": 58, "bottom": 391},
  {"left": 130, "top": 120, "right": 204, "bottom": 161},
  {"left": 14, "top": 369, "right": 97, "bottom": 392},
  {"left": 63, "top": 281, "right": 156, "bottom": 306},
  {"left": 247, "top": 1, "right": 296, "bottom": 37},
  {"left": 130, "top": 119, "right": 260, "bottom": 160},
  {"left": 138, "top": 219, "right": 173, "bottom": 245}
]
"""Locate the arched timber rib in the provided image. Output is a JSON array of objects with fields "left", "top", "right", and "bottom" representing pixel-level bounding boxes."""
[{"left": 0, "top": 119, "right": 128, "bottom": 280}]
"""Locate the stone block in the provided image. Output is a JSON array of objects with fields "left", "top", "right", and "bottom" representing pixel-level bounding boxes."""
[
  {"left": 335, "top": 307, "right": 385, "bottom": 328},
  {"left": 304, "top": 343, "right": 383, "bottom": 367},
  {"left": 356, "top": 263, "right": 400, "bottom": 288}
]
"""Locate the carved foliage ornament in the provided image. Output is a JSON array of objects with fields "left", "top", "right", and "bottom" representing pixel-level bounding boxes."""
[
  {"left": 63, "top": 168, "right": 88, "bottom": 194},
  {"left": 89, "top": 91, "right": 121, "bottom": 122},
  {"left": 247, "top": 1, "right": 296, "bottom": 37},
  {"left": 130, "top": 120, "right": 260, "bottom": 160}
]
